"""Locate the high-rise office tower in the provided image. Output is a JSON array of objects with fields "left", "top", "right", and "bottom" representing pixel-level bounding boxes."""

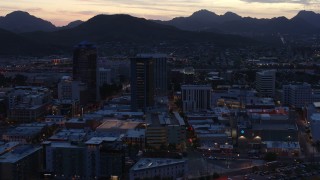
[
  {"left": 256, "top": 70, "right": 276, "bottom": 97},
  {"left": 73, "top": 41, "right": 97, "bottom": 102},
  {"left": 131, "top": 54, "right": 168, "bottom": 111},
  {"left": 96, "top": 67, "right": 112, "bottom": 100},
  {"left": 130, "top": 57, "right": 155, "bottom": 111},
  {"left": 137, "top": 54, "right": 168, "bottom": 96}
]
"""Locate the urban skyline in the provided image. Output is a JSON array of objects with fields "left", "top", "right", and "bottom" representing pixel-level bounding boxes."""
[{"left": 1, "top": 0, "right": 320, "bottom": 179}]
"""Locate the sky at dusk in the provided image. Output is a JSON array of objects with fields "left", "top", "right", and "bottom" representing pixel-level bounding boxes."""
[{"left": 1, "top": 0, "right": 320, "bottom": 26}]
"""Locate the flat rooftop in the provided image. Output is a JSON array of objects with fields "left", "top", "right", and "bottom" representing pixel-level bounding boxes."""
[
  {"left": 313, "top": 102, "right": 320, "bottom": 108},
  {"left": 173, "top": 112, "right": 185, "bottom": 126},
  {"left": 49, "top": 129, "right": 87, "bottom": 142},
  {"left": 42, "top": 141, "right": 84, "bottom": 149},
  {"left": 125, "top": 129, "right": 145, "bottom": 138},
  {"left": 181, "top": 84, "right": 211, "bottom": 89},
  {"left": 97, "top": 119, "right": 142, "bottom": 131},
  {"left": 67, "top": 118, "right": 87, "bottom": 123},
  {"left": 136, "top": 53, "right": 167, "bottom": 58},
  {"left": 0, "top": 142, "right": 20, "bottom": 155},
  {"left": 148, "top": 112, "right": 185, "bottom": 127},
  {"left": 0, "top": 145, "right": 41, "bottom": 163},
  {"left": 264, "top": 141, "right": 300, "bottom": 149},
  {"left": 131, "top": 158, "right": 186, "bottom": 171},
  {"left": 85, "top": 137, "right": 118, "bottom": 145},
  {"left": 252, "top": 124, "right": 297, "bottom": 131},
  {"left": 5, "top": 126, "right": 44, "bottom": 137},
  {"left": 95, "top": 110, "right": 144, "bottom": 117}
]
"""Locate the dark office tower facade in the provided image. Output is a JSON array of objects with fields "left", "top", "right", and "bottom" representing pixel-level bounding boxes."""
[
  {"left": 137, "top": 54, "right": 168, "bottom": 96},
  {"left": 73, "top": 41, "right": 97, "bottom": 102},
  {"left": 131, "top": 57, "right": 155, "bottom": 111},
  {"left": 153, "top": 55, "right": 167, "bottom": 96}
]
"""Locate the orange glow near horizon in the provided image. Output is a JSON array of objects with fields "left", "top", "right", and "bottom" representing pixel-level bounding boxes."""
[{"left": 1, "top": 0, "right": 319, "bottom": 26}]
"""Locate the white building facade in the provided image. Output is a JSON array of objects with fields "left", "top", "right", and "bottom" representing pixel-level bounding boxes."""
[
  {"left": 58, "top": 76, "right": 87, "bottom": 101},
  {"left": 282, "top": 83, "right": 312, "bottom": 108},
  {"left": 256, "top": 70, "right": 276, "bottom": 97},
  {"left": 181, "top": 85, "right": 212, "bottom": 112}
]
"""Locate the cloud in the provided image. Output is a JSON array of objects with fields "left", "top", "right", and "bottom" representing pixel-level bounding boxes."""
[
  {"left": 25, "top": 8, "right": 43, "bottom": 12},
  {"left": 239, "top": 0, "right": 319, "bottom": 4}
]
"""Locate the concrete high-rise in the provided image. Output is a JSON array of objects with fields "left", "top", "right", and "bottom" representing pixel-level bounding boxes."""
[
  {"left": 58, "top": 76, "right": 87, "bottom": 101},
  {"left": 181, "top": 85, "right": 212, "bottom": 112},
  {"left": 256, "top": 70, "right": 276, "bottom": 97},
  {"left": 73, "top": 41, "right": 97, "bottom": 102},
  {"left": 97, "top": 68, "right": 112, "bottom": 100},
  {"left": 282, "top": 83, "right": 312, "bottom": 108}
]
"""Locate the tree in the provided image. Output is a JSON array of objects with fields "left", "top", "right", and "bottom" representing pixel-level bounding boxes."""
[
  {"left": 212, "top": 172, "right": 220, "bottom": 179},
  {"left": 252, "top": 166, "right": 259, "bottom": 172},
  {"left": 168, "top": 143, "right": 176, "bottom": 151},
  {"left": 316, "top": 141, "right": 320, "bottom": 152},
  {"left": 174, "top": 98, "right": 182, "bottom": 109},
  {"left": 99, "top": 83, "right": 122, "bottom": 99},
  {"left": 264, "top": 152, "right": 277, "bottom": 162},
  {"left": 13, "top": 74, "right": 28, "bottom": 86},
  {"left": 0, "top": 74, "right": 11, "bottom": 86},
  {"left": 159, "top": 144, "right": 168, "bottom": 151},
  {"left": 118, "top": 75, "right": 127, "bottom": 83}
]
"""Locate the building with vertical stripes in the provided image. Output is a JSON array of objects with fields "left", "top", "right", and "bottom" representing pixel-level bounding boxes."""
[
  {"left": 181, "top": 85, "right": 212, "bottom": 112},
  {"left": 256, "top": 70, "right": 276, "bottom": 97}
]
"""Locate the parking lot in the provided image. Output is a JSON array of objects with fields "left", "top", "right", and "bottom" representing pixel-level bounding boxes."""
[{"left": 229, "top": 161, "right": 320, "bottom": 180}]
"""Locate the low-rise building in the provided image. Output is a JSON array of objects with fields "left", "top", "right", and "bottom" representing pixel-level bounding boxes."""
[
  {"left": 65, "top": 114, "right": 102, "bottom": 130},
  {"left": 45, "top": 115, "right": 66, "bottom": 126},
  {"left": 85, "top": 137, "right": 125, "bottom": 179},
  {"left": 96, "top": 119, "right": 144, "bottom": 136},
  {"left": 42, "top": 141, "right": 86, "bottom": 179},
  {"left": 43, "top": 136, "right": 125, "bottom": 179},
  {"left": 52, "top": 99, "right": 79, "bottom": 118},
  {"left": 7, "top": 86, "right": 51, "bottom": 122},
  {"left": 264, "top": 141, "right": 300, "bottom": 156},
  {"left": 2, "top": 123, "right": 51, "bottom": 143},
  {"left": 146, "top": 112, "right": 186, "bottom": 150},
  {"left": 310, "top": 113, "right": 320, "bottom": 142},
  {"left": 0, "top": 144, "right": 42, "bottom": 179},
  {"left": 122, "top": 129, "right": 146, "bottom": 149},
  {"left": 238, "top": 123, "right": 298, "bottom": 153},
  {"left": 48, "top": 129, "right": 88, "bottom": 142}
]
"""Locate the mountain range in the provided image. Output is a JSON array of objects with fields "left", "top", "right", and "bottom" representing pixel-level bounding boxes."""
[
  {"left": 0, "top": 13, "right": 255, "bottom": 55},
  {"left": 157, "top": 9, "right": 320, "bottom": 34},
  {"left": 0, "top": 11, "right": 83, "bottom": 33},
  {"left": 2, "top": 10, "right": 319, "bottom": 35},
  {"left": 0, "top": 10, "right": 319, "bottom": 55}
]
